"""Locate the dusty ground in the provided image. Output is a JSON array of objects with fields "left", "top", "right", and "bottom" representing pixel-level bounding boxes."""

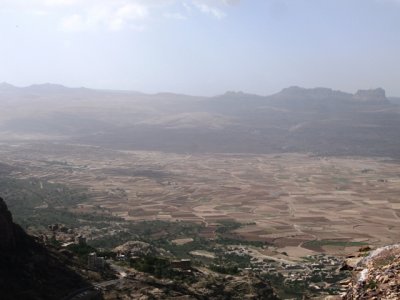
[{"left": 2, "top": 142, "right": 400, "bottom": 259}]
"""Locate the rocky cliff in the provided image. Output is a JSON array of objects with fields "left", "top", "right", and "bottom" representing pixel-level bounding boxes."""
[
  {"left": 343, "top": 245, "right": 400, "bottom": 299},
  {"left": 353, "top": 88, "right": 390, "bottom": 104},
  {"left": 0, "top": 197, "right": 33, "bottom": 251},
  {"left": 0, "top": 197, "right": 90, "bottom": 300}
]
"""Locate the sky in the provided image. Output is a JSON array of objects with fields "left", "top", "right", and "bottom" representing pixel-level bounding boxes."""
[{"left": 0, "top": 0, "right": 399, "bottom": 96}]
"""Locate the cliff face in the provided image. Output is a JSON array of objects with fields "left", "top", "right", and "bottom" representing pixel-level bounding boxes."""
[
  {"left": 0, "top": 197, "right": 90, "bottom": 300},
  {"left": 0, "top": 197, "right": 32, "bottom": 251},
  {"left": 353, "top": 88, "right": 389, "bottom": 103},
  {"left": 0, "top": 197, "right": 17, "bottom": 249}
]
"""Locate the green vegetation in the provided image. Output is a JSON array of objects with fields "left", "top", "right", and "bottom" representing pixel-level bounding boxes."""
[
  {"left": 210, "top": 263, "right": 239, "bottom": 274},
  {"left": 161, "top": 238, "right": 209, "bottom": 258},
  {"left": 66, "top": 243, "right": 97, "bottom": 264},
  {"left": 130, "top": 256, "right": 191, "bottom": 280},
  {"left": 48, "top": 235, "right": 62, "bottom": 248},
  {"left": 373, "top": 254, "right": 396, "bottom": 268},
  {"left": 215, "top": 220, "right": 241, "bottom": 234},
  {"left": 67, "top": 243, "right": 97, "bottom": 257},
  {"left": 0, "top": 177, "right": 87, "bottom": 227},
  {"left": 216, "top": 237, "right": 266, "bottom": 247},
  {"left": 214, "top": 220, "right": 268, "bottom": 247},
  {"left": 0, "top": 176, "right": 123, "bottom": 229},
  {"left": 89, "top": 231, "right": 135, "bottom": 249},
  {"left": 88, "top": 220, "right": 209, "bottom": 257},
  {"left": 303, "top": 240, "right": 367, "bottom": 250},
  {"left": 365, "top": 280, "right": 378, "bottom": 290},
  {"left": 89, "top": 219, "right": 269, "bottom": 266},
  {"left": 0, "top": 177, "right": 87, "bottom": 208}
]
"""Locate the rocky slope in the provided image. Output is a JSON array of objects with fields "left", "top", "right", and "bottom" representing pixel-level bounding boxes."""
[
  {"left": 343, "top": 245, "right": 400, "bottom": 299},
  {"left": 0, "top": 197, "right": 90, "bottom": 300},
  {"left": 103, "top": 271, "right": 279, "bottom": 300},
  {"left": 113, "top": 241, "right": 169, "bottom": 257}
]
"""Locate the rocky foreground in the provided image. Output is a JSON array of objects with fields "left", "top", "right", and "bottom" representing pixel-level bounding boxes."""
[
  {"left": 0, "top": 197, "right": 91, "bottom": 300},
  {"left": 343, "top": 245, "right": 400, "bottom": 300},
  {"left": 103, "top": 272, "right": 278, "bottom": 300}
]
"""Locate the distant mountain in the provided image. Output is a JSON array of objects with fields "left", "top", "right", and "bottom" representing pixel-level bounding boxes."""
[
  {"left": 0, "top": 82, "right": 81, "bottom": 93},
  {"left": 353, "top": 88, "right": 390, "bottom": 104},
  {"left": 24, "top": 83, "right": 76, "bottom": 92},
  {"left": 0, "top": 82, "right": 20, "bottom": 94},
  {"left": 0, "top": 197, "right": 90, "bottom": 300},
  {"left": 272, "top": 86, "right": 389, "bottom": 104},
  {"left": 0, "top": 84, "right": 399, "bottom": 158},
  {"left": 274, "top": 86, "right": 352, "bottom": 100},
  {"left": 0, "top": 82, "right": 18, "bottom": 90},
  {"left": 267, "top": 87, "right": 390, "bottom": 110}
]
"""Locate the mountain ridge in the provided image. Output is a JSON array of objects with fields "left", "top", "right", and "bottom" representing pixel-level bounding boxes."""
[
  {"left": 0, "top": 82, "right": 398, "bottom": 100},
  {"left": 0, "top": 83, "right": 399, "bottom": 159}
]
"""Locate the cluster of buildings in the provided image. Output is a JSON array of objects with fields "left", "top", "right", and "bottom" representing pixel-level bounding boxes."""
[
  {"left": 225, "top": 246, "right": 347, "bottom": 294},
  {"left": 88, "top": 252, "right": 106, "bottom": 270},
  {"left": 46, "top": 223, "right": 107, "bottom": 271},
  {"left": 45, "top": 223, "right": 82, "bottom": 246}
]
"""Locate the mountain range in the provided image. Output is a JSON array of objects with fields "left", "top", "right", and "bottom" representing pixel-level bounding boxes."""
[{"left": 0, "top": 83, "right": 399, "bottom": 158}]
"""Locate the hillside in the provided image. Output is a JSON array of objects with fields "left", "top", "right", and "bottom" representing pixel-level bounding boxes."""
[
  {"left": 344, "top": 245, "right": 400, "bottom": 299},
  {"left": 0, "top": 84, "right": 400, "bottom": 158},
  {"left": 0, "top": 197, "right": 91, "bottom": 300}
]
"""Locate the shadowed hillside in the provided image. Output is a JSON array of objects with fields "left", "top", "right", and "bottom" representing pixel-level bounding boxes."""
[{"left": 0, "top": 197, "right": 92, "bottom": 300}]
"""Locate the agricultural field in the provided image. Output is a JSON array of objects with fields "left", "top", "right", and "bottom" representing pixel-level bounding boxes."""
[{"left": 1, "top": 142, "right": 400, "bottom": 260}]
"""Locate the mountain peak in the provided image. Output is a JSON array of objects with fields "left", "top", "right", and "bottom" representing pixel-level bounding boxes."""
[
  {"left": 277, "top": 86, "right": 351, "bottom": 99},
  {"left": 25, "top": 83, "right": 69, "bottom": 91},
  {"left": 354, "top": 88, "right": 389, "bottom": 103},
  {"left": 217, "top": 91, "right": 262, "bottom": 99},
  {"left": 0, "top": 82, "right": 17, "bottom": 90}
]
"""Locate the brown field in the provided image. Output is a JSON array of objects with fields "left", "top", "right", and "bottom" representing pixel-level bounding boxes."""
[{"left": 2, "top": 142, "right": 400, "bottom": 258}]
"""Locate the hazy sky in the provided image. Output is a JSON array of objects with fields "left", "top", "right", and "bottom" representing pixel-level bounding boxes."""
[{"left": 0, "top": 0, "right": 399, "bottom": 96}]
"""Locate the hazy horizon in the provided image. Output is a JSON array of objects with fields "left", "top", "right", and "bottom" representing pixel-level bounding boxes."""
[
  {"left": 1, "top": 81, "right": 400, "bottom": 98},
  {"left": 1, "top": 0, "right": 399, "bottom": 96}
]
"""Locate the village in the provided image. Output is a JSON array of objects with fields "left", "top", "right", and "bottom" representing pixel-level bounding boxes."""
[{"left": 43, "top": 222, "right": 350, "bottom": 298}]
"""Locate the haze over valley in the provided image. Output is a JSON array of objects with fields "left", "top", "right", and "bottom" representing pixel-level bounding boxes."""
[
  {"left": 2, "top": 0, "right": 400, "bottom": 298},
  {"left": 1, "top": 83, "right": 400, "bottom": 298}
]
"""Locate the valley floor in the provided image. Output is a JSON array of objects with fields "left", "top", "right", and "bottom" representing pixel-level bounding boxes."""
[{"left": 1, "top": 142, "right": 400, "bottom": 260}]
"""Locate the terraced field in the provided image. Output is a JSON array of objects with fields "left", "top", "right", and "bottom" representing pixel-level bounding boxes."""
[{"left": 2, "top": 142, "right": 400, "bottom": 259}]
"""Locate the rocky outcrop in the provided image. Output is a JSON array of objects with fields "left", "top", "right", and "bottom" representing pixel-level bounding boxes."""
[
  {"left": 113, "top": 240, "right": 169, "bottom": 257},
  {"left": 343, "top": 245, "right": 400, "bottom": 300},
  {"left": 278, "top": 86, "right": 352, "bottom": 100},
  {"left": 353, "top": 88, "right": 390, "bottom": 104},
  {"left": 103, "top": 271, "right": 279, "bottom": 300},
  {"left": 274, "top": 86, "right": 391, "bottom": 105},
  {"left": 0, "top": 197, "right": 18, "bottom": 249},
  {"left": 0, "top": 197, "right": 33, "bottom": 251},
  {"left": 0, "top": 197, "right": 90, "bottom": 300}
]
